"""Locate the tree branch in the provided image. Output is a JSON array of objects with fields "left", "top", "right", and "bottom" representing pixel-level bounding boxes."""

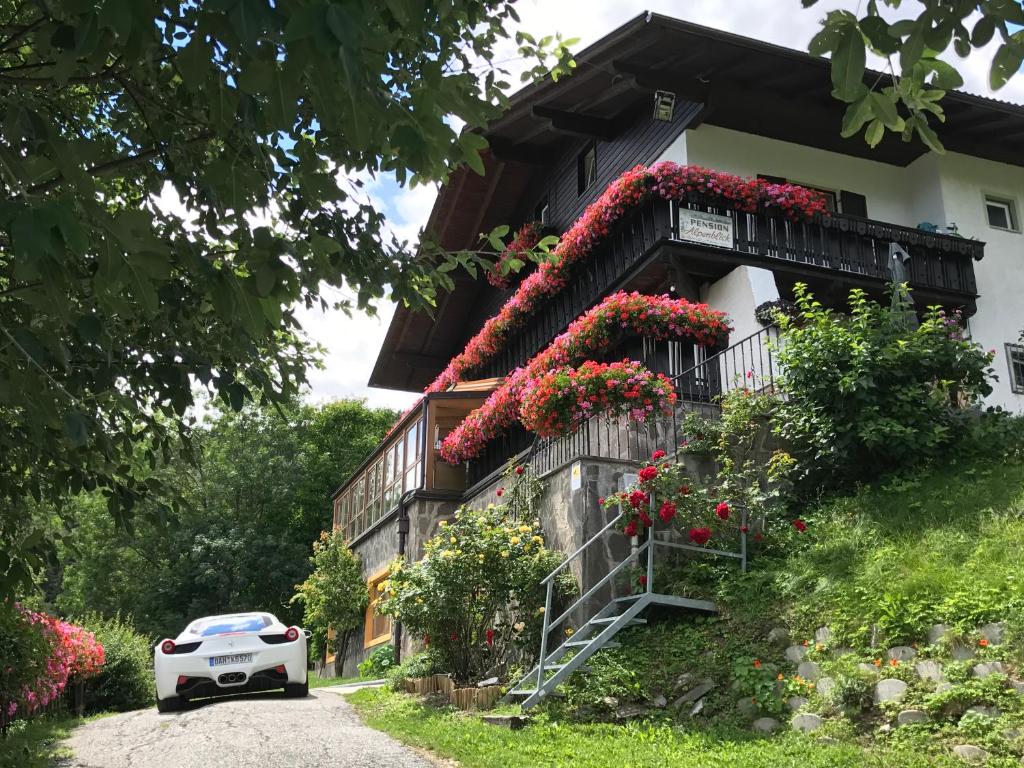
[{"left": 23, "top": 131, "right": 214, "bottom": 195}]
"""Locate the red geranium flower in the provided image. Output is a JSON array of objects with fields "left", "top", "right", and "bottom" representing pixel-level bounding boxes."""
[
  {"left": 689, "top": 527, "right": 712, "bottom": 546},
  {"left": 792, "top": 519, "right": 807, "bottom": 533},
  {"left": 715, "top": 502, "right": 730, "bottom": 520}
]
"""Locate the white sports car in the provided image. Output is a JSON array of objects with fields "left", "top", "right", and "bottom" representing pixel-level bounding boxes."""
[{"left": 154, "top": 612, "right": 309, "bottom": 712}]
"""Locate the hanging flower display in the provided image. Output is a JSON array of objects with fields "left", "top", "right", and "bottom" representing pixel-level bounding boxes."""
[
  {"left": 487, "top": 221, "right": 544, "bottom": 289},
  {"left": 518, "top": 359, "right": 677, "bottom": 438},
  {"left": 439, "top": 291, "right": 730, "bottom": 463},
  {"left": 422, "top": 162, "right": 827, "bottom": 397}
]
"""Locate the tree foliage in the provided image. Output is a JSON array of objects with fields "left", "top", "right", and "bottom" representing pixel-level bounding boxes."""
[
  {"left": 804, "top": 0, "right": 1024, "bottom": 151},
  {"left": 0, "top": 0, "right": 573, "bottom": 597},
  {"left": 291, "top": 529, "right": 368, "bottom": 673},
  {"left": 54, "top": 397, "right": 394, "bottom": 637}
]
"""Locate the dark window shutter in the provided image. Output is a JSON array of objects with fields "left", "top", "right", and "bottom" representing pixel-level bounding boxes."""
[
  {"left": 757, "top": 174, "right": 787, "bottom": 185},
  {"left": 840, "top": 190, "right": 868, "bottom": 218}
]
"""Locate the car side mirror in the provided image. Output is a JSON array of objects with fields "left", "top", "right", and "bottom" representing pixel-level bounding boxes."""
[{"left": 303, "top": 629, "right": 312, "bottom": 639}]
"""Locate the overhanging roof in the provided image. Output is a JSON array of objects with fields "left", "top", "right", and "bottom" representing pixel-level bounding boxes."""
[{"left": 369, "top": 11, "right": 1024, "bottom": 393}]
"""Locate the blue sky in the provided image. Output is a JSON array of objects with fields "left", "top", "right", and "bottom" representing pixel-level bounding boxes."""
[{"left": 299, "top": 0, "right": 1024, "bottom": 412}]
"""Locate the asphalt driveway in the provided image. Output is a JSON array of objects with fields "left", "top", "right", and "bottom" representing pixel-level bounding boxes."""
[{"left": 61, "top": 688, "right": 437, "bottom": 768}]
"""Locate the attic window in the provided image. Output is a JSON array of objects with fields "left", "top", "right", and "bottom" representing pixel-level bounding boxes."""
[
  {"left": 577, "top": 142, "right": 597, "bottom": 195},
  {"left": 985, "top": 195, "right": 1019, "bottom": 232}
]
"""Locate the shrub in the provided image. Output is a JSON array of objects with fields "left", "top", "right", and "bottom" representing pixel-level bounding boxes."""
[
  {"left": 378, "top": 504, "right": 574, "bottom": 684},
  {"left": 384, "top": 650, "right": 443, "bottom": 691},
  {"left": 79, "top": 615, "right": 154, "bottom": 713},
  {"left": 358, "top": 644, "right": 396, "bottom": 680},
  {"left": 0, "top": 605, "right": 103, "bottom": 727},
  {"left": 291, "top": 530, "right": 368, "bottom": 676},
  {"left": 774, "top": 283, "right": 994, "bottom": 487}
]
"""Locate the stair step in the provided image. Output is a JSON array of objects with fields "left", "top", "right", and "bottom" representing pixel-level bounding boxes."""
[
  {"left": 590, "top": 617, "right": 647, "bottom": 626},
  {"left": 564, "top": 640, "right": 620, "bottom": 649}
]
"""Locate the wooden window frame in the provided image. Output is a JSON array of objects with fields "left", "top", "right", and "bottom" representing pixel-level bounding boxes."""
[
  {"left": 1006, "top": 343, "right": 1024, "bottom": 395},
  {"left": 985, "top": 194, "right": 1020, "bottom": 233},
  {"left": 577, "top": 142, "right": 597, "bottom": 195},
  {"left": 364, "top": 568, "right": 393, "bottom": 649}
]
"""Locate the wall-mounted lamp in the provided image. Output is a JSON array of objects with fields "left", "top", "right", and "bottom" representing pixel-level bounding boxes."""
[{"left": 653, "top": 90, "right": 676, "bottom": 122}]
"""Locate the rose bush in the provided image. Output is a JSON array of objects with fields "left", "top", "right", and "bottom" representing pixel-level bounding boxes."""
[
  {"left": 440, "top": 291, "right": 730, "bottom": 463},
  {"left": 519, "top": 359, "right": 676, "bottom": 438},
  {"left": 377, "top": 502, "right": 574, "bottom": 684},
  {"left": 424, "top": 162, "right": 827, "bottom": 396}
]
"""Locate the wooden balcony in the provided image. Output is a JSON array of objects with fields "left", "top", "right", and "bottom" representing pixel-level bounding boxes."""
[{"left": 474, "top": 197, "right": 982, "bottom": 381}]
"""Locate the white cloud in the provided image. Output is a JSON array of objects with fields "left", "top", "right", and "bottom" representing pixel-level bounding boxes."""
[{"left": 303, "top": 0, "right": 1023, "bottom": 411}]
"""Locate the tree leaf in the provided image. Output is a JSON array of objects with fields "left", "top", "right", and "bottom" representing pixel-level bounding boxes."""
[
  {"left": 865, "top": 118, "right": 886, "bottom": 147},
  {"left": 832, "top": 26, "right": 868, "bottom": 101},
  {"left": 991, "top": 42, "right": 1024, "bottom": 90}
]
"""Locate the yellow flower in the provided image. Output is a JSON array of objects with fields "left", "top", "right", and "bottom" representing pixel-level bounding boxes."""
[
  {"left": 416, "top": 598, "right": 423, "bottom": 604},
  {"left": 532, "top": 535, "right": 543, "bottom": 544},
  {"left": 450, "top": 536, "right": 457, "bottom": 544},
  {"left": 565, "top": 627, "right": 575, "bottom": 637},
  {"left": 500, "top": 551, "right": 510, "bottom": 558},
  {"left": 455, "top": 549, "right": 462, "bottom": 556},
  {"left": 510, "top": 536, "right": 520, "bottom": 545},
  {"left": 519, "top": 525, "right": 531, "bottom": 534},
  {"left": 537, "top": 607, "right": 545, "bottom": 614},
  {"left": 439, "top": 520, "right": 448, "bottom": 527},
  {"left": 478, "top": 554, "right": 485, "bottom": 562}
]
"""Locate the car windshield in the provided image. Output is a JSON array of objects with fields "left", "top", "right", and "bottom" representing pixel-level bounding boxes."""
[{"left": 188, "top": 615, "right": 271, "bottom": 636}]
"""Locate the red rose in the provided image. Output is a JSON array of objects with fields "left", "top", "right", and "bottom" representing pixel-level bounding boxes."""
[
  {"left": 651, "top": 449, "right": 666, "bottom": 461},
  {"left": 451, "top": 632, "right": 458, "bottom": 642},
  {"left": 598, "top": 497, "right": 605, "bottom": 505},
  {"left": 515, "top": 466, "right": 525, "bottom": 475},
  {"left": 638, "top": 575, "right": 648, "bottom": 588},
  {"left": 639, "top": 511, "right": 653, "bottom": 527},
  {"left": 638, "top": 466, "right": 658, "bottom": 482},
  {"left": 740, "top": 525, "right": 749, "bottom": 534},
  {"left": 623, "top": 520, "right": 638, "bottom": 537},
  {"left": 628, "top": 490, "right": 649, "bottom": 509},
  {"left": 658, "top": 500, "right": 677, "bottom": 523},
  {"left": 753, "top": 532, "right": 764, "bottom": 542},
  {"left": 496, "top": 487, "right": 504, "bottom": 497},
  {"left": 485, "top": 628, "right": 495, "bottom": 647},
  {"left": 689, "top": 527, "right": 712, "bottom": 546},
  {"left": 679, "top": 485, "right": 691, "bottom": 495},
  {"left": 715, "top": 502, "right": 730, "bottom": 520},
  {"left": 792, "top": 519, "right": 807, "bottom": 533}
]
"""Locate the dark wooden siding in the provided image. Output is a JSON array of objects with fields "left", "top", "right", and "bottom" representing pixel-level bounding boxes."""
[
  {"left": 541, "top": 99, "right": 703, "bottom": 232},
  {"left": 461, "top": 100, "right": 704, "bottom": 341}
]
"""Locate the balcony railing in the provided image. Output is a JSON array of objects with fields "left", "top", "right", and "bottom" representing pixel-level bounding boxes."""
[
  {"left": 470, "top": 197, "right": 980, "bottom": 384},
  {"left": 668, "top": 198, "right": 981, "bottom": 296}
]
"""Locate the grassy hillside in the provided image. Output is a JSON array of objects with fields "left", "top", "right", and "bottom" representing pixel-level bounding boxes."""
[{"left": 354, "top": 457, "right": 1024, "bottom": 767}]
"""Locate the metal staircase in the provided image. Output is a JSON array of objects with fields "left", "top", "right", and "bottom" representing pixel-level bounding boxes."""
[{"left": 506, "top": 504, "right": 746, "bottom": 710}]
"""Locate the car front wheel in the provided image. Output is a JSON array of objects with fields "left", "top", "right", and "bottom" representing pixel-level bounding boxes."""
[{"left": 285, "top": 680, "right": 308, "bottom": 698}]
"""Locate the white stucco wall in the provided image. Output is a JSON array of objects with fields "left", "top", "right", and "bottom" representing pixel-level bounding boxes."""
[
  {"left": 658, "top": 124, "right": 1024, "bottom": 413},
  {"left": 931, "top": 152, "right": 1024, "bottom": 411}
]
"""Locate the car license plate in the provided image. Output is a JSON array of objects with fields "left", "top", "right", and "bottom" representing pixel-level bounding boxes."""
[{"left": 209, "top": 653, "right": 252, "bottom": 667}]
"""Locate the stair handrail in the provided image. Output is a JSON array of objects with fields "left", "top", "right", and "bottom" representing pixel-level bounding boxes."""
[{"left": 540, "top": 510, "right": 624, "bottom": 585}]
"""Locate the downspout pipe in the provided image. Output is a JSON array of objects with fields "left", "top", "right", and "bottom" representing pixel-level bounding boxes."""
[{"left": 393, "top": 398, "right": 429, "bottom": 666}]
